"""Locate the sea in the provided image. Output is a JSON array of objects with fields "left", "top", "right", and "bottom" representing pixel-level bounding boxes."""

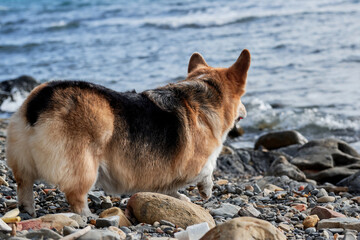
[{"left": 0, "top": 0, "right": 359, "bottom": 150}]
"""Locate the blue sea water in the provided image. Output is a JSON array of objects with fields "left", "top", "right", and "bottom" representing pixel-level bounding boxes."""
[{"left": 0, "top": 0, "right": 360, "bottom": 149}]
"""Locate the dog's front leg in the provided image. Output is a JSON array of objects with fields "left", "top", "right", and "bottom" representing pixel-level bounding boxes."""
[{"left": 197, "top": 174, "right": 213, "bottom": 200}]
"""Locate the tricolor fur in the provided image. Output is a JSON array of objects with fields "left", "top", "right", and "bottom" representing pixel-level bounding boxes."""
[{"left": 6, "top": 49, "right": 251, "bottom": 216}]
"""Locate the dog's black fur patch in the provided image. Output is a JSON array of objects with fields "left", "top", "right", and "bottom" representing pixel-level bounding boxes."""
[{"left": 25, "top": 81, "right": 182, "bottom": 155}]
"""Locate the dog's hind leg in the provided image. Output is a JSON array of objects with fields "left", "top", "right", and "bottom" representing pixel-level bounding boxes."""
[
  {"left": 7, "top": 155, "right": 36, "bottom": 217},
  {"left": 15, "top": 174, "right": 36, "bottom": 217},
  {"left": 60, "top": 149, "right": 99, "bottom": 217},
  {"left": 6, "top": 117, "right": 37, "bottom": 217}
]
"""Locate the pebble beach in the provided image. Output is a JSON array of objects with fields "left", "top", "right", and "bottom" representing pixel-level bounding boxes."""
[{"left": 1, "top": 117, "right": 360, "bottom": 239}]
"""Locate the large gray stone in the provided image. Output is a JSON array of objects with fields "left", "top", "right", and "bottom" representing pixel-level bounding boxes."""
[
  {"left": 307, "top": 167, "right": 359, "bottom": 183},
  {"left": 338, "top": 170, "right": 360, "bottom": 193},
  {"left": 254, "top": 130, "right": 308, "bottom": 150},
  {"left": 210, "top": 203, "right": 241, "bottom": 218},
  {"left": 289, "top": 138, "right": 360, "bottom": 184},
  {"left": 267, "top": 155, "right": 306, "bottom": 181},
  {"left": 217, "top": 148, "right": 287, "bottom": 176},
  {"left": 317, "top": 218, "right": 360, "bottom": 231},
  {"left": 25, "top": 229, "right": 62, "bottom": 240},
  {"left": 0, "top": 75, "right": 39, "bottom": 108}
]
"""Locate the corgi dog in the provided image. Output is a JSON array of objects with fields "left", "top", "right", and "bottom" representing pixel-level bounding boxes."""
[{"left": 6, "top": 49, "right": 250, "bottom": 216}]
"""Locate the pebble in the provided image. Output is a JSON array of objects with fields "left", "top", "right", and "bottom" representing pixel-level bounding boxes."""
[
  {"left": 303, "top": 215, "right": 320, "bottom": 228},
  {"left": 96, "top": 215, "right": 120, "bottom": 228},
  {"left": 305, "top": 227, "right": 316, "bottom": 234},
  {"left": 278, "top": 223, "right": 294, "bottom": 232},
  {"left": 101, "top": 196, "right": 113, "bottom": 209},
  {"left": 25, "top": 229, "right": 62, "bottom": 239},
  {"left": 317, "top": 196, "right": 336, "bottom": 203},
  {"left": 238, "top": 204, "right": 261, "bottom": 217},
  {"left": 316, "top": 188, "right": 328, "bottom": 198},
  {"left": 210, "top": 203, "right": 240, "bottom": 218},
  {"left": 159, "top": 219, "right": 176, "bottom": 227}
]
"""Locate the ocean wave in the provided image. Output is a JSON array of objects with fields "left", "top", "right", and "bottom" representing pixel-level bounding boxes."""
[
  {"left": 242, "top": 98, "right": 360, "bottom": 133},
  {"left": 85, "top": 4, "right": 359, "bottom": 30},
  {"left": 86, "top": 11, "right": 258, "bottom": 29}
]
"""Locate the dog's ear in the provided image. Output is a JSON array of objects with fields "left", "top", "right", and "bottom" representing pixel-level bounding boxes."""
[
  {"left": 188, "top": 53, "right": 209, "bottom": 73},
  {"left": 228, "top": 49, "right": 251, "bottom": 86}
]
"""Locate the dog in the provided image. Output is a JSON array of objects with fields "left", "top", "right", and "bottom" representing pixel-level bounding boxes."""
[{"left": 6, "top": 49, "right": 250, "bottom": 216}]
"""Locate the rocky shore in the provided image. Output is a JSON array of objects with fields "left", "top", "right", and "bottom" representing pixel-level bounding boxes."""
[{"left": 1, "top": 119, "right": 360, "bottom": 239}]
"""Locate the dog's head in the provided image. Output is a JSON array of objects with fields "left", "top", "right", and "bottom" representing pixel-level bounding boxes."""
[{"left": 187, "top": 49, "right": 251, "bottom": 123}]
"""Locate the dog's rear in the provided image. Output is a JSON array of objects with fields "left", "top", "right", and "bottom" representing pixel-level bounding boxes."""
[
  {"left": 6, "top": 49, "right": 251, "bottom": 216},
  {"left": 7, "top": 82, "right": 114, "bottom": 215}
]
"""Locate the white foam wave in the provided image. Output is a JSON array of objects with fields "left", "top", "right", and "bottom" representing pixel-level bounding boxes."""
[
  {"left": 0, "top": 88, "right": 27, "bottom": 112},
  {"left": 49, "top": 20, "right": 67, "bottom": 28},
  {"left": 242, "top": 98, "right": 360, "bottom": 132}
]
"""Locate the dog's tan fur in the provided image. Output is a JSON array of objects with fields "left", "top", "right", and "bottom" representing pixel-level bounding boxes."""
[{"left": 6, "top": 49, "right": 250, "bottom": 216}]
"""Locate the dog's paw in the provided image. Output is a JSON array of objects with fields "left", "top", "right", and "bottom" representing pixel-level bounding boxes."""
[
  {"left": 198, "top": 188, "right": 212, "bottom": 200},
  {"left": 80, "top": 206, "right": 96, "bottom": 218},
  {"left": 19, "top": 204, "right": 36, "bottom": 218},
  {"left": 197, "top": 182, "right": 212, "bottom": 201},
  {"left": 178, "top": 193, "right": 191, "bottom": 202},
  {"left": 169, "top": 192, "right": 191, "bottom": 202}
]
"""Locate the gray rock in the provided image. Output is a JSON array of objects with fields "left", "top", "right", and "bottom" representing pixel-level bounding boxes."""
[
  {"left": 125, "top": 232, "right": 142, "bottom": 240},
  {"left": 63, "top": 226, "right": 77, "bottom": 236},
  {"left": 88, "top": 193, "right": 102, "bottom": 206},
  {"left": 159, "top": 219, "right": 176, "bottom": 227},
  {"left": 317, "top": 217, "right": 360, "bottom": 231},
  {"left": 0, "top": 75, "right": 39, "bottom": 107},
  {"left": 307, "top": 167, "right": 359, "bottom": 184},
  {"left": 328, "top": 228, "right": 344, "bottom": 233},
  {"left": 295, "top": 139, "right": 360, "bottom": 168},
  {"left": 119, "top": 226, "right": 131, "bottom": 234},
  {"left": 101, "top": 197, "right": 113, "bottom": 209},
  {"left": 267, "top": 155, "right": 306, "bottom": 181},
  {"left": 238, "top": 204, "right": 261, "bottom": 217},
  {"left": 288, "top": 138, "right": 360, "bottom": 184},
  {"left": 25, "top": 229, "right": 62, "bottom": 240},
  {"left": 276, "top": 144, "right": 302, "bottom": 158},
  {"left": 134, "top": 223, "right": 156, "bottom": 233},
  {"left": 210, "top": 203, "right": 241, "bottom": 218},
  {"left": 78, "top": 229, "right": 120, "bottom": 240},
  {"left": 316, "top": 188, "right": 328, "bottom": 198},
  {"left": 344, "top": 230, "right": 357, "bottom": 240},
  {"left": 216, "top": 148, "right": 286, "bottom": 176},
  {"left": 338, "top": 170, "right": 360, "bottom": 193},
  {"left": 254, "top": 130, "right": 308, "bottom": 150},
  {"left": 253, "top": 183, "right": 262, "bottom": 194},
  {"left": 305, "top": 227, "right": 316, "bottom": 234},
  {"left": 96, "top": 216, "right": 120, "bottom": 228},
  {"left": 60, "top": 213, "right": 87, "bottom": 228}
]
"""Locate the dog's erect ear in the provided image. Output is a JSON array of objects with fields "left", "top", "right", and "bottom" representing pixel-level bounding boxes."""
[
  {"left": 228, "top": 49, "right": 251, "bottom": 86},
  {"left": 188, "top": 53, "right": 209, "bottom": 73}
]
